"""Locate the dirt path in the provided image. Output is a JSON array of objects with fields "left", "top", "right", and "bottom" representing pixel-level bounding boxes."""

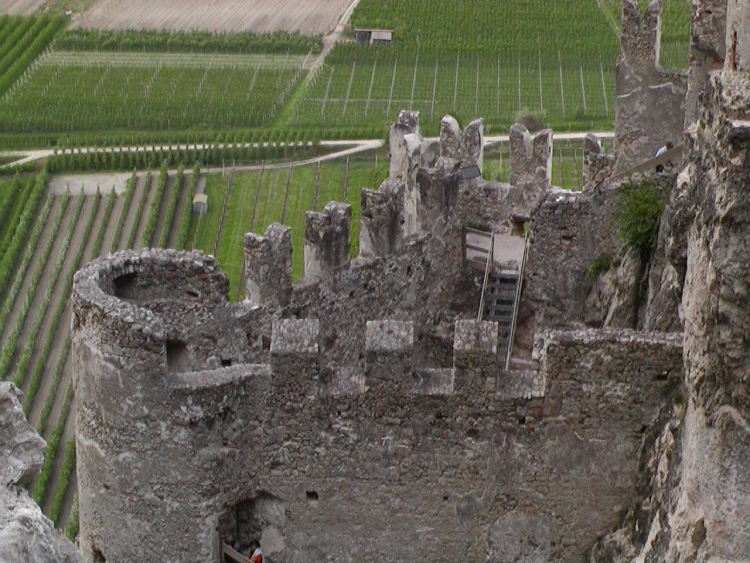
[
  {"left": 20, "top": 196, "right": 98, "bottom": 396},
  {"left": 166, "top": 174, "right": 189, "bottom": 249},
  {"left": 100, "top": 190, "right": 125, "bottom": 256},
  {"left": 50, "top": 173, "right": 131, "bottom": 195},
  {"left": 304, "top": 0, "right": 363, "bottom": 86},
  {"left": 151, "top": 174, "right": 175, "bottom": 247},
  {"left": 117, "top": 173, "right": 147, "bottom": 250},
  {"left": 39, "top": 196, "right": 108, "bottom": 517},
  {"left": 5, "top": 197, "right": 77, "bottom": 375},
  {"left": 26, "top": 195, "right": 106, "bottom": 428},
  {"left": 0, "top": 196, "right": 63, "bottom": 347},
  {"left": 134, "top": 173, "right": 158, "bottom": 248}
]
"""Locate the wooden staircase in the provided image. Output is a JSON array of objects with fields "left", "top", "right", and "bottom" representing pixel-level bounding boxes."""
[
  {"left": 465, "top": 227, "right": 528, "bottom": 368},
  {"left": 483, "top": 272, "right": 520, "bottom": 360}
]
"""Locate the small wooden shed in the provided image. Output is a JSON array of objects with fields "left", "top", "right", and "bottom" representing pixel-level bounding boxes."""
[
  {"left": 192, "top": 194, "right": 208, "bottom": 215},
  {"left": 353, "top": 29, "right": 394, "bottom": 45}
]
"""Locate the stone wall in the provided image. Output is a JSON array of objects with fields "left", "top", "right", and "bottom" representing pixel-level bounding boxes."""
[
  {"left": 615, "top": 0, "right": 688, "bottom": 171},
  {"left": 72, "top": 250, "right": 684, "bottom": 563}
]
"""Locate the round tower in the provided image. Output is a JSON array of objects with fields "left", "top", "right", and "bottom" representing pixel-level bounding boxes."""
[{"left": 72, "top": 249, "right": 263, "bottom": 563}]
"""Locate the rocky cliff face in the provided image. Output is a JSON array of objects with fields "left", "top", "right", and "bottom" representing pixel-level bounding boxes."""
[
  {"left": 0, "top": 382, "right": 83, "bottom": 563},
  {"left": 591, "top": 1, "right": 750, "bottom": 558}
]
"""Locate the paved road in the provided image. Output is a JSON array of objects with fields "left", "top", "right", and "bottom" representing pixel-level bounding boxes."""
[{"left": 0, "top": 132, "right": 615, "bottom": 171}]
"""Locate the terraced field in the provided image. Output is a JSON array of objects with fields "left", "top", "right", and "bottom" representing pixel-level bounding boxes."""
[{"left": 0, "top": 166, "right": 193, "bottom": 534}]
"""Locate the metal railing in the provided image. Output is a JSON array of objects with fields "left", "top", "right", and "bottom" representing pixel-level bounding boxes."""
[
  {"left": 505, "top": 232, "right": 529, "bottom": 370},
  {"left": 477, "top": 232, "right": 495, "bottom": 322}
]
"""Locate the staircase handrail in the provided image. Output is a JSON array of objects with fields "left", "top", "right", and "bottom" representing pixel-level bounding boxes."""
[
  {"left": 505, "top": 231, "right": 529, "bottom": 370},
  {"left": 611, "top": 144, "right": 683, "bottom": 181},
  {"left": 222, "top": 544, "right": 250, "bottom": 563},
  {"left": 477, "top": 232, "right": 494, "bottom": 321}
]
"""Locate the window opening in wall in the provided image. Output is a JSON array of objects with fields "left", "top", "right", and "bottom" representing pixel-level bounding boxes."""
[
  {"left": 221, "top": 358, "right": 233, "bottom": 367},
  {"left": 113, "top": 272, "right": 137, "bottom": 299},
  {"left": 218, "top": 492, "right": 289, "bottom": 558},
  {"left": 306, "top": 490, "right": 319, "bottom": 500},
  {"left": 166, "top": 340, "right": 190, "bottom": 374}
]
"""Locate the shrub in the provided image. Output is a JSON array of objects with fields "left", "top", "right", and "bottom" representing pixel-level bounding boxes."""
[
  {"left": 614, "top": 184, "right": 667, "bottom": 258},
  {"left": 589, "top": 252, "right": 614, "bottom": 277}
]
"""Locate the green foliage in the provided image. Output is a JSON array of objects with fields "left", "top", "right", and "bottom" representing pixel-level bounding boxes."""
[
  {"left": 159, "top": 163, "right": 184, "bottom": 247},
  {"left": 614, "top": 184, "right": 667, "bottom": 257},
  {"left": 193, "top": 156, "right": 386, "bottom": 295},
  {"left": 36, "top": 336, "right": 70, "bottom": 436},
  {"left": 10, "top": 194, "right": 89, "bottom": 388},
  {"left": 3, "top": 58, "right": 306, "bottom": 134},
  {"left": 127, "top": 170, "right": 152, "bottom": 249},
  {"left": 176, "top": 164, "right": 200, "bottom": 250},
  {"left": 64, "top": 495, "right": 79, "bottom": 540},
  {"left": 0, "top": 193, "right": 64, "bottom": 385},
  {"left": 659, "top": 0, "right": 690, "bottom": 70},
  {"left": 142, "top": 161, "right": 168, "bottom": 246},
  {"left": 0, "top": 170, "right": 48, "bottom": 315},
  {"left": 110, "top": 172, "right": 137, "bottom": 253},
  {"left": 589, "top": 252, "right": 614, "bottom": 278},
  {"left": 0, "top": 16, "right": 67, "bottom": 96},
  {"left": 351, "top": 0, "right": 618, "bottom": 57},
  {"left": 32, "top": 383, "right": 73, "bottom": 505},
  {"left": 48, "top": 440, "right": 76, "bottom": 525},
  {"left": 56, "top": 28, "right": 321, "bottom": 54}
]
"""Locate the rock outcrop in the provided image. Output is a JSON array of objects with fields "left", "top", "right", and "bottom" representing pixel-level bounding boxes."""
[{"left": 0, "top": 382, "right": 83, "bottom": 563}]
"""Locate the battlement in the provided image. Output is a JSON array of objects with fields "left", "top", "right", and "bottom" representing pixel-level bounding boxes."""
[{"left": 74, "top": 248, "right": 684, "bottom": 562}]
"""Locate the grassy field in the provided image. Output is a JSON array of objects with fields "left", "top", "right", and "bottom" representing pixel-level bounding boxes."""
[
  {"left": 189, "top": 153, "right": 388, "bottom": 295},
  {"left": 2, "top": 51, "right": 309, "bottom": 133},
  {"left": 293, "top": 0, "right": 624, "bottom": 134}
]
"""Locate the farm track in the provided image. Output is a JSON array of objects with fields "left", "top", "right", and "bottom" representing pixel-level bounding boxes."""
[
  {"left": 26, "top": 195, "right": 108, "bottom": 429},
  {"left": 72, "top": 0, "right": 353, "bottom": 34},
  {"left": 0, "top": 195, "right": 62, "bottom": 347},
  {"left": 3, "top": 196, "right": 76, "bottom": 366},
  {"left": 20, "top": 197, "right": 98, "bottom": 395},
  {"left": 135, "top": 173, "right": 158, "bottom": 248},
  {"left": 152, "top": 174, "right": 175, "bottom": 247},
  {"left": 117, "top": 173, "right": 147, "bottom": 250},
  {"left": 100, "top": 190, "right": 126, "bottom": 254},
  {"left": 45, "top": 50, "right": 309, "bottom": 69},
  {"left": 166, "top": 174, "right": 189, "bottom": 248},
  {"left": 40, "top": 195, "right": 108, "bottom": 518}
]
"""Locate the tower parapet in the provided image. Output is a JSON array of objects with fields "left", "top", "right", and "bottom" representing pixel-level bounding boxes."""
[
  {"left": 582, "top": 133, "right": 616, "bottom": 190},
  {"left": 440, "top": 115, "right": 485, "bottom": 173},
  {"left": 388, "top": 110, "right": 420, "bottom": 179},
  {"left": 244, "top": 223, "right": 292, "bottom": 307},
  {"left": 615, "top": 0, "right": 687, "bottom": 171},
  {"left": 304, "top": 201, "right": 352, "bottom": 281}
]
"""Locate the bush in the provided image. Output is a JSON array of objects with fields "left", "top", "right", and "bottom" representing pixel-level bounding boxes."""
[
  {"left": 589, "top": 252, "right": 614, "bottom": 277},
  {"left": 614, "top": 184, "right": 667, "bottom": 258}
]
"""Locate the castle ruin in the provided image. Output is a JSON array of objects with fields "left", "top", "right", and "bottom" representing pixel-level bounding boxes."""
[{"left": 1, "top": 0, "right": 749, "bottom": 561}]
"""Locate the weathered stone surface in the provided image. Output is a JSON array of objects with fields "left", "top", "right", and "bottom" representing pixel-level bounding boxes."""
[
  {"left": 388, "top": 110, "right": 420, "bottom": 179},
  {"left": 0, "top": 383, "right": 83, "bottom": 563},
  {"left": 244, "top": 222, "right": 292, "bottom": 308},
  {"left": 0, "top": 384, "right": 44, "bottom": 488},
  {"left": 304, "top": 201, "right": 351, "bottom": 281},
  {"left": 583, "top": 133, "right": 616, "bottom": 190},
  {"left": 615, "top": 0, "right": 688, "bottom": 171}
]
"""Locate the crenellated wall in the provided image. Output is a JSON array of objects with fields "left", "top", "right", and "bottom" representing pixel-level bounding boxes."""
[
  {"left": 614, "top": 0, "right": 688, "bottom": 171},
  {"left": 72, "top": 247, "right": 683, "bottom": 563}
]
